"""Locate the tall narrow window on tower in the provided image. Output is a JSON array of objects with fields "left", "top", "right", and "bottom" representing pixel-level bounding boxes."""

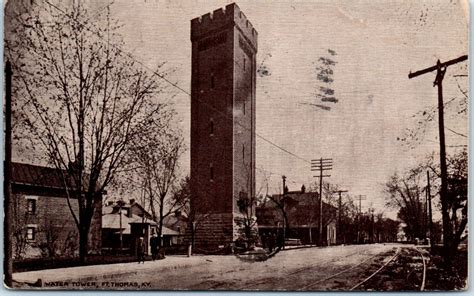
[
  {"left": 209, "top": 118, "right": 214, "bottom": 136},
  {"left": 243, "top": 57, "right": 246, "bottom": 71},
  {"left": 210, "top": 163, "right": 214, "bottom": 181},
  {"left": 242, "top": 144, "right": 245, "bottom": 161},
  {"left": 211, "top": 73, "right": 215, "bottom": 89},
  {"left": 243, "top": 100, "right": 246, "bottom": 115}
]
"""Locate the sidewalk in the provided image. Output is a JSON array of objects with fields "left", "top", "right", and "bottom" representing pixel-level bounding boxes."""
[{"left": 13, "top": 255, "right": 211, "bottom": 287}]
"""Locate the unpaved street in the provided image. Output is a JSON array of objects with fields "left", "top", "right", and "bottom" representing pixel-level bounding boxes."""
[{"left": 118, "top": 243, "right": 402, "bottom": 290}]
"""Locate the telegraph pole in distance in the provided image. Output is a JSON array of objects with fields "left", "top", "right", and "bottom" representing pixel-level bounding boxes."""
[
  {"left": 334, "top": 190, "right": 348, "bottom": 244},
  {"left": 355, "top": 195, "right": 366, "bottom": 244},
  {"left": 311, "top": 158, "right": 332, "bottom": 246},
  {"left": 408, "top": 55, "right": 467, "bottom": 263}
]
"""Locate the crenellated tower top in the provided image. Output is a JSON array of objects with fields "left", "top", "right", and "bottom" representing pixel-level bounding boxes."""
[{"left": 191, "top": 3, "right": 258, "bottom": 51}]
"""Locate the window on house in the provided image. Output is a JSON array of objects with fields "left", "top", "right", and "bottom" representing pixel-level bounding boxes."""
[
  {"left": 210, "top": 163, "right": 214, "bottom": 181},
  {"left": 27, "top": 199, "right": 36, "bottom": 215},
  {"left": 26, "top": 227, "right": 36, "bottom": 241},
  {"left": 210, "top": 73, "right": 215, "bottom": 89}
]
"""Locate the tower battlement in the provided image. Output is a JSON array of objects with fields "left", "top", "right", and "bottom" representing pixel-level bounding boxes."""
[{"left": 191, "top": 3, "right": 258, "bottom": 51}]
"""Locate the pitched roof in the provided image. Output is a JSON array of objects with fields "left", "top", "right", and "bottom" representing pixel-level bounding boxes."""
[
  {"left": 161, "top": 226, "right": 180, "bottom": 236},
  {"left": 12, "top": 162, "right": 66, "bottom": 189},
  {"left": 162, "top": 214, "right": 188, "bottom": 232},
  {"left": 11, "top": 162, "right": 96, "bottom": 192},
  {"left": 102, "top": 212, "right": 158, "bottom": 234},
  {"left": 257, "top": 191, "right": 338, "bottom": 227}
]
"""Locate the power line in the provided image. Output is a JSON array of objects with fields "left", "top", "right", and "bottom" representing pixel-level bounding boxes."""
[{"left": 42, "top": 0, "right": 311, "bottom": 166}]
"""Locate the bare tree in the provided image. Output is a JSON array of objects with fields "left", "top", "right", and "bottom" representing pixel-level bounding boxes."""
[
  {"left": 130, "top": 124, "right": 185, "bottom": 247},
  {"left": 6, "top": 1, "right": 170, "bottom": 262},
  {"left": 11, "top": 195, "right": 32, "bottom": 260},
  {"left": 398, "top": 71, "right": 468, "bottom": 148},
  {"left": 235, "top": 166, "right": 267, "bottom": 251},
  {"left": 171, "top": 176, "right": 191, "bottom": 218}
]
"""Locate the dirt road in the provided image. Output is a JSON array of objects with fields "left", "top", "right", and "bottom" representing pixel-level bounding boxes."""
[{"left": 118, "top": 243, "right": 403, "bottom": 290}]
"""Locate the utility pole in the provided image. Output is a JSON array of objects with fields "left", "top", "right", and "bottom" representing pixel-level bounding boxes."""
[
  {"left": 4, "top": 61, "right": 13, "bottom": 287},
  {"left": 369, "top": 208, "right": 375, "bottom": 244},
  {"left": 427, "top": 170, "right": 433, "bottom": 250},
  {"left": 117, "top": 199, "right": 126, "bottom": 253},
  {"left": 334, "top": 190, "right": 348, "bottom": 244},
  {"left": 408, "top": 55, "right": 467, "bottom": 263},
  {"left": 311, "top": 158, "right": 332, "bottom": 246},
  {"left": 355, "top": 195, "right": 366, "bottom": 244},
  {"left": 281, "top": 175, "right": 287, "bottom": 250}
]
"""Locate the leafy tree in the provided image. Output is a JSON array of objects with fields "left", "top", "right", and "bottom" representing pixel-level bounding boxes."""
[
  {"left": 384, "top": 167, "right": 429, "bottom": 241},
  {"left": 6, "top": 1, "right": 170, "bottom": 262},
  {"left": 427, "top": 149, "right": 467, "bottom": 261},
  {"left": 374, "top": 215, "right": 399, "bottom": 243},
  {"left": 385, "top": 149, "right": 467, "bottom": 262}
]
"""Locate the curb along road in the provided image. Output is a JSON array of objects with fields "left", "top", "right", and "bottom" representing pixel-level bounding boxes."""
[{"left": 13, "top": 256, "right": 210, "bottom": 288}]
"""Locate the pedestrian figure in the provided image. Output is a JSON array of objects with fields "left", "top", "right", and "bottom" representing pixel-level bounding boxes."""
[
  {"left": 150, "top": 233, "right": 159, "bottom": 261},
  {"left": 268, "top": 232, "right": 276, "bottom": 252},
  {"left": 137, "top": 237, "right": 146, "bottom": 264}
]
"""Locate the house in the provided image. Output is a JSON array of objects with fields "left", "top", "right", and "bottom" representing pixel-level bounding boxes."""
[
  {"left": 102, "top": 199, "right": 156, "bottom": 255},
  {"left": 162, "top": 210, "right": 188, "bottom": 246},
  {"left": 101, "top": 199, "right": 181, "bottom": 254},
  {"left": 256, "top": 187, "right": 337, "bottom": 246},
  {"left": 11, "top": 162, "right": 102, "bottom": 259}
]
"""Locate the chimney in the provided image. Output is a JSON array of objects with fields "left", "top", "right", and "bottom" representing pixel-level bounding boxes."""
[{"left": 129, "top": 199, "right": 135, "bottom": 205}]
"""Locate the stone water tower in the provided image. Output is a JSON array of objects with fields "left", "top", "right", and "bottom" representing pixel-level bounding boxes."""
[{"left": 190, "top": 3, "right": 257, "bottom": 250}]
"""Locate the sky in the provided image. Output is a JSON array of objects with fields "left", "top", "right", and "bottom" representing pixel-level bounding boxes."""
[{"left": 11, "top": 0, "right": 469, "bottom": 218}]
